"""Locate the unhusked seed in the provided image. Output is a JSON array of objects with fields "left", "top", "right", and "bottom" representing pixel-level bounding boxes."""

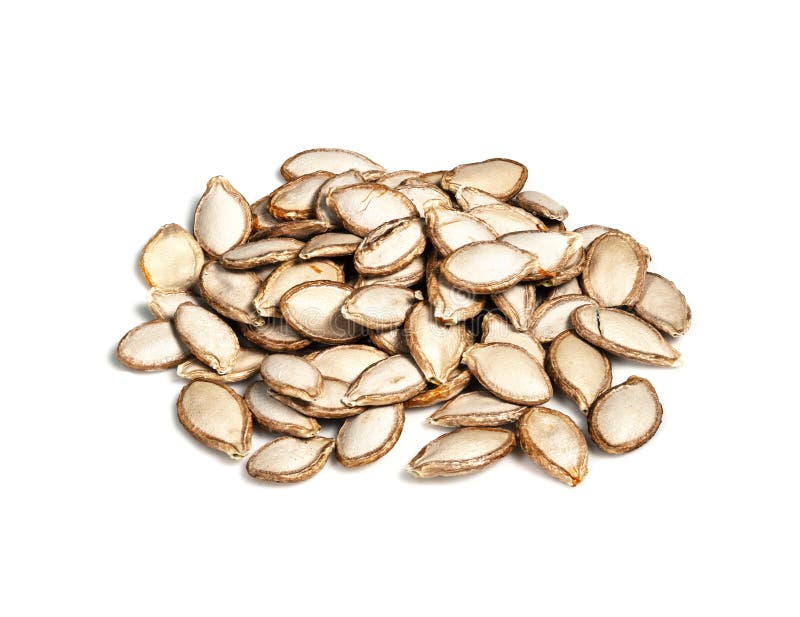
[
  {"left": 245, "top": 381, "right": 320, "bottom": 438},
  {"left": 260, "top": 353, "right": 323, "bottom": 401},
  {"left": 426, "top": 256, "right": 485, "bottom": 325},
  {"left": 328, "top": 183, "right": 417, "bottom": 236},
  {"left": 147, "top": 289, "right": 200, "bottom": 319},
  {"left": 518, "top": 406, "right": 588, "bottom": 486},
  {"left": 461, "top": 343, "right": 552, "bottom": 405},
  {"left": 273, "top": 377, "right": 365, "bottom": 418},
  {"left": 406, "top": 427, "right": 516, "bottom": 478},
  {"left": 375, "top": 170, "right": 421, "bottom": 188},
  {"left": 117, "top": 319, "right": 189, "bottom": 370},
  {"left": 246, "top": 436, "right": 334, "bottom": 482},
  {"left": 530, "top": 294, "right": 598, "bottom": 343},
  {"left": 545, "top": 331, "right": 611, "bottom": 413},
  {"left": 397, "top": 180, "right": 454, "bottom": 215},
  {"left": 588, "top": 376, "right": 663, "bottom": 454},
  {"left": 140, "top": 224, "right": 204, "bottom": 291},
  {"left": 469, "top": 204, "right": 545, "bottom": 236},
  {"left": 268, "top": 171, "right": 333, "bottom": 221},
  {"left": 356, "top": 255, "right": 426, "bottom": 288},
  {"left": 314, "top": 170, "right": 365, "bottom": 228},
  {"left": 633, "top": 273, "right": 691, "bottom": 336},
  {"left": 427, "top": 390, "right": 526, "bottom": 427},
  {"left": 480, "top": 312, "right": 545, "bottom": 364},
  {"left": 353, "top": 217, "right": 426, "bottom": 276},
  {"left": 193, "top": 176, "right": 252, "bottom": 257},
  {"left": 336, "top": 404, "right": 404, "bottom": 467},
  {"left": 368, "top": 327, "right": 409, "bottom": 355},
  {"left": 280, "top": 148, "right": 384, "bottom": 180},
  {"left": 198, "top": 261, "right": 265, "bottom": 327},
  {"left": 219, "top": 237, "right": 303, "bottom": 269},
  {"left": 342, "top": 354, "right": 427, "bottom": 406},
  {"left": 404, "top": 369, "right": 472, "bottom": 408},
  {"left": 254, "top": 258, "right": 344, "bottom": 318},
  {"left": 241, "top": 319, "right": 310, "bottom": 352},
  {"left": 455, "top": 186, "right": 508, "bottom": 210},
  {"left": 405, "top": 301, "right": 471, "bottom": 384},
  {"left": 174, "top": 303, "right": 240, "bottom": 375},
  {"left": 441, "top": 158, "right": 528, "bottom": 200},
  {"left": 500, "top": 230, "right": 582, "bottom": 278},
  {"left": 425, "top": 206, "right": 497, "bottom": 256},
  {"left": 280, "top": 281, "right": 364, "bottom": 344},
  {"left": 581, "top": 231, "right": 648, "bottom": 307},
  {"left": 440, "top": 241, "right": 540, "bottom": 294},
  {"left": 491, "top": 282, "right": 538, "bottom": 331},
  {"left": 341, "top": 285, "right": 422, "bottom": 330},
  {"left": 514, "top": 190, "right": 569, "bottom": 221},
  {"left": 177, "top": 348, "right": 265, "bottom": 382},
  {"left": 298, "top": 232, "right": 361, "bottom": 259}
]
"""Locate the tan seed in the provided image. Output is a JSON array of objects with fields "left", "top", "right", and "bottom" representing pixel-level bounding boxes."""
[
  {"left": 328, "top": 183, "right": 418, "bottom": 236},
  {"left": 427, "top": 390, "right": 525, "bottom": 427},
  {"left": 341, "top": 285, "right": 422, "bottom": 330},
  {"left": 342, "top": 354, "right": 427, "bottom": 406},
  {"left": 441, "top": 158, "right": 527, "bottom": 200},
  {"left": 518, "top": 406, "right": 588, "bottom": 486},
  {"left": 440, "top": 241, "right": 540, "bottom": 294},
  {"left": 280, "top": 148, "right": 384, "bottom": 180},
  {"left": 545, "top": 331, "right": 612, "bottom": 413},
  {"left": 582, "top": 231, "right": 648, "bottom": 307},
  {"left": 254, "top": 258, "right": 344, "bottom": 318},
  {"left": 353, "top": 217, "right": 426, "bottom": 276},
  {"left": 491, "top": 282, "right": 538, "bottom": 332},
  {"left": 480, "top": 312, "right": 545, "bottom": 364},
  {"left": 268, "top": 171, "right": 333, "bottom": 221},
  {"left": 514, "top": 190, "right": 569, "bottom": 221},
  {"left": 241, "top": 319, "right": 311, "bottom": 352},
  {"left": 146, "top": 289, "right": 200, "bottom": 320},
  {"left": 198, "top": 261, "right": 265, "bottom": 326},
  {"left": 174, "top": 304, "right": 239, "bottom": 375},
  {"left": 530, "top": 294, "right": 598, "bottom": 343},
  {"left": 461, "top": 343, "right": 552, "bottom": 405},
  {"left": 405, "top": 369, "right": 472, "bottom": 409},
  {"left": 261, "top": 353, "right": 323, "bottom": 401},
  {"left": 219, "top": 237, "right": 303, "bottom": 269},
  {"left": 406, "top": 427, "right": 516, "bottom": 478},
  {"left": 246, "top": 436, "right": 334, "bottom": 482},
  {"left": 193, "top": 176, "right": 252, "bottom": 257},
  {"left": 588, "top": 376, "right": 663, "bottom": 454},
  {"left": 306, "top": 344, "right": 388, "bottom": 383},
  {"left": 245, "top": 381, "right": 320, "bottom": 438},
  {"left": 425, "top": 206, "right": 497, "bottom": 256},
  {"left": 405, "top": 302, "right": 471, "bottom": 384},
  {"left": 116, "top": 319, "right": 189, "bottom": 371},
  {"left": 177, "top": 348, "right": 265, "bottom": 383},
  {"left": 298, "top": 232, "right": 361, "bottom": 260},
  {"left": 368, "top": 327, "right": 409, "bottom": 355},
  {"left": 336, "top": 404, "right": 405, "bottom": 467},
  {"left": 279, "top": 281, "right": 364, "bottom": 344},
  {"left": 139, "top": 224, "right": 204, "bottom": 291},
  {"left": 633, "top": 273, "right": 691, "bottom": 336}
]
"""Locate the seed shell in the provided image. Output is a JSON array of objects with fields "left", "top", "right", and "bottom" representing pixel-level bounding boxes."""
[
  {"left": 298, "top": 232, "right": 361, "bottom": 260},
  {"left": 245, "top": 381, "right": 320, "bottom": 438},
  {"left": 314, "top": 170, "right": 366, "bottom": 229},
  {"left": 480, "top": 312, "right": 545, "bottom": 364},
  {"left": 260, "top": 353, "right": 323, "bottom": 401},
  {"left": 461, "top": 343, "right": 552, "bottom": 405},
  {"left": 427, "top": 390, "right": 526, "bottom": 427},
  {"left": 268, "top": 171, "right": 333, "bottom": 221},
  {"left": 469, "top": 204, "right": 545, "bottom": 235},
  {"left": 425, "top": 206, "right": 498, "bottom": 256},
  {"left": 441, "top": 158, "right": 528, "bottom": 200},
  {"left": 116, "top": 319, "right": 189, "bottom": 371},
  {"left": 633, "top": 273, "right": 691, "bottom": 336},
  {"left": 514, "top": 191, "right": 569, "bottom": 221},
  {"left": 581, "top": 231, "right": 648, "bottom": 307},
  {"left": 342, "top": 354, "right": 427, "bottom": 406},
  {"left": 368, "top": 327, "right": 409, "bottom": 355},
  {"left": 588, "top": 376, "right": 663, "bottom": 454},
  {"left": 355, "top": 255, "right": 425, "bottom": 288},
  {"left": 500, "top": 230, "right": 583, "bottom": 276},
  {"left": 417, "top": 170, "right": 446, "bottom": 185},
  {"left": 396, "top": 181, "right": 454, "bottom": 215},
  {"left": 336, "top": 404, "right": 405, "bottom": 467},
  {"left": 273, "top": 378, "right": 365, "bottom": 418},
  {"left": 440, "top": 241, "right": 539, "bottom": 294},
  {"left": 219, "top": 237, "right": 304, "bottom": 269},
  {"left": 306, "top": 344, "right": 388, "bottom": 383},
  {"left": 353, "top": 217, "right": 426, "bottom": 276},
  {"left": 254, "top": 259, "right": 344, "bottom": 317},
  {"left": 454, "top": 186, "right": 508, "bottom": 210},
  {"left": 139, "top": 224, "right": 204, "bottom": 291},
  {"left": 328, "top": 183, "right": 418, "bottom": 236},
  {"left": 177, "top": 348, "right": 265, "bottom": 382},
  {"left": 241, "top": 319, "right": 311, "bottom": 352},
  {"left": 530, "top": 294, "right": 598, "bottom": 343},
  {"left": 198, "top": 261, "right": 265, "bottom": 326},
  {"left": 279, "top": 281, "right": 364, "bottom": 344},
  {"left": 174, "top": 304, "right": 240, "bottom": 375},
  {"left": 146, "top": 289, "right": 200, "bottom": 320},
  {"left": 404, "top": 369, "right": 472, "bottom": 408},
  {"left": 426, "top": 257, "right": 485, "bottom": 325},
  {"left": 193, "top": 176, "right": 252, "bottom": 257},
  {"left": 518, "top": 406, "right": 588, "bottom": 486},
  {"left": 280, "top": 148, "right": 384, "bottom": 180},
  {"left": 406, "top": 427, "right": 516, "bottom": 478},
  {"left": 545, "top": 331, "right": 612, "bottom": 413},
  {"left": 246, "top": 436, "right": 334, "bottom": 482},
  {"left": 375, "top": 170, "right": 421, "bottom": 188},
  {"left": 491, "top": 282, "right": 538, "bottom": 331},
  {"left": 259, "top": 218, "right": 329, "bottom": 240},
  {"left": 405, "top": 302, "right": 471, "bottom": 385},
  {"left": 545, "top": 275, "right": 583, "bottom": 300},
  {"left": 341, "top": 285, "right": 422, "bottom": 330}
]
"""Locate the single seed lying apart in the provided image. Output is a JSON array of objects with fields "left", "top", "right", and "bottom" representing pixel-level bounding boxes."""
[
  {"left": 633, "top": 272, "right": 691, "bottom": 336},
  {"left": 246, "top": 436, "right": 335, "bottom": 482},
  {"left": 406, "top": 427, "right": 516, "bottom": 478},
  {"left": 140, "top": 224, "right": 204, "bottom": 291},
  {"left": 117, "top": 319, "right": 189, "bottom": 370},
  {"left": 588, "top": 376, "right": 663, "bottom": 454},
  {"left": 193, "top": 176, "right": 252, "bottom": 257},
  {"left": 518, "top": 407, "right": 588, "bottom": 486}
]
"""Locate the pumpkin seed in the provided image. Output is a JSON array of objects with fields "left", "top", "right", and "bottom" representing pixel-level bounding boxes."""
[
  {"left": 461, "top": 343, "right": 552, "bottom": 405},
  {"left": 454, "top": 186, "right": 507, "bottom": 210},
  {"left": 405, "top": 302, "right": 471, "bottom": 384},
  {"left": 254, "top": 259, "right": 344, "bottom": 317},
  {"left": 542, "top": 247, "right": 586, "bottom": 287},
  {"left": 545, "top": 331, "right": 612, "bottom": 413},
  {"left": 396, "top": 180, "right": 454, "bottom": 215},
  {"left": 306, "top": 344, "right": 388, "bottom": 383},
  {"left": 336, "top": 404, "right": 405, "bottom": 467},
  {"left": 417, "top": 170, "right": 446, "bottom": 186},
  {"left": 146, "top": 289, "right": 199, "bottom": 319},
  {"left": 572, "top": 305, "right": 682, "bottom": 366},
  {"left": 268, "top": 171, "right": 333, "bottom": 221},
  {"left": 280, "top": 148, "right": 384, "bottom": 180},
  {"left": 406, "top": 427, "right": 516, "bottom": 478},
  {"left": 353, "top": 217, "right": 426, "bottom": 275},
  {"left": 491, "top": 282, "right": 538, "bottom": 331},
  {"left": 273, "top": 377, "right": 365, "bottom": 418},
  {"left": 174, "top": 304, "right": 239, "bottom": 375},
  {"left": 314, "top": 170, "right": 365, "bottom": 228},
  {"left": 425, "top": 206, "right": 497, "bottom": 256},
  {"left": 193, "top": 176, "right": 252, "bottom": 257},
  {"left": 245, "top": 381, "right": 320, "bottom": 438},
  {"left": 427, "top": 390, "right": 526, "bottom": 427},
  {"left": 219, "top": 237, "right": 303, "bottom": 269},
  {"left": 530, "top": 294, "right": 598, "bottom": 343},
  {"left": 116, "top": 319, "right": 189, "bottom": 370},
  {"left": 480, "top": 312, "right": 545, "bottom": 364},
  {"left": 177, "top": 348, "right": 265, "bottom": 382},
  {"left": 279, "top": 281, "right": 364, "bottom": 344},
  {"left": 469, "top": 204, "right": 545, "bottom": 235},
  {"left": 545, "top": 275, "right": 583, "bottom": 300},
  {"left": 246, "top": 436, "right": 334, "bottom": 482},
  {"left": 328, "top": 183, "right": 418, "bottom": 236},
  {"left": 518, "top": 406, "right": 588, "bottom": 486},
  {"left": 140, "top": 224, "right": 204, "bottom": 291},
  {"left": 375, "top": 170, "right": 421, "bottom": 188},
  {"left": 198, "top": 261, "right": 264, "bottom": 326},
  {"left": 260, "top": 219, "right": 329, "bottom": 240},
  {"left": 342, "top": 354, "right": 427, "bottom": 406},
  {"left": 582, "top": 231, "right": 648, "bottom": 307},
  {"left": 500, "top": 230, "right": 583, "bottom": 278},
  {"left": 405, "top": 369, "right": 472, "bottom": 408},
  {"left": 298, "top": 232, "right": 361, "bottom": 260},
  {"left": 251, "top": 196, "right": 276, "bottom": 233},
  {"left": 514, "top": 190, "right": 569, "bottom": 221},
  {"left": 341, "top": 285, "right": 422, "bottom": 330},
  {"left": 260, "top": 353, "right": 323, "bottom": 401},
  {"left": 588, "top": 376, "right": 663, "bottom": 454},
  {"left": 252, "top": 264, "right": 279, "bottom": 281},
  {"left": 177, "top": 379, "right": 252, "bottom": 459},
  {"left": 355, "top": 255, "right": 425, "bottom": 288},
  {"left": 574, "top": 224, "right": 652, "bottom": 261},
  {"left": 441, "top": 158, "right": 527, "bottom": 200},
  {"left": 426, "top": 256, "right": 485, "bottom": 325},
  {"left": 368, "top": 327, "right": 409, "bottom": 354},
  {"left": 633, "top": 273, "right": 691, "bottom": 336},
  {"left": 241, "top": 319, "right": 310, "bottom": 352},
  {"left": 440, "top": 241, "right": 539, "bottom": 294}
]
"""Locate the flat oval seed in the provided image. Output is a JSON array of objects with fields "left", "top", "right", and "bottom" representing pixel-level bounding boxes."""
[
  {"left": 246, "top": 436, "right": 334, "bottom": 482},
  {"left": 273, "top": 378, "right": 365, "bottom": 418},
  {"left": 375, "top": 170, "right": 421, "bottom": 188},
  {"left": 405, "top": 302, "right": 471, "bottom": 384},
  {"left": 306, "top": 344, "right": 388, "bottom": 383},
  {"left": 341, "top": 285, "right": 422, "bottom": 330},
  {"left": 425, "top": 206, "right": 497, "bottom": 256},
  {"left": 198, "top": 261, "right": 265, "bottom": 326},
  {"left": 174, "top": 304, "right": 239, "bottom": 375},
  {"left": 440, "top": 241, "right": 539, "bottom": 294},
  {"left": 481, "top": 312, "right": 545, "bottom": 364},
  {"left": 280, "top": 148, "right": 384, "bottom": 180},
  {"left": 342, "top": 354, "right": 427, "bottom": 406},
  {"left": 397, "top": 181, "right": 454, "bottom": 215},
  {"left": 427, "top": 390, "right": 526, "bottom": 427},
  {"left": 500, "top": 230, "right": 583, "bottom": 277},
  {"left": 146, "top": 289, "right": 200, "bottom": 319},
  {"left": 469, "top": 204, "right": 545, "bottom": 236},
  {"left": 514, "top": 191, "right": 569, "bottom": 221},
  {"left": 241, "top": 319, "right": 311, "bottom": 352},
  {"left": 530, "top": 294, "right": 598, "bottom": 343},
  {"left": 518, "top": 406, "right": 588, "bottom": 486},
  {"left": 454, "top": 186, "right": 508, "bottom": 210},
  {"left": 406, "top": 427, "right": 516, "bottom": 478},
  {"left": 545, "top": 331, "right": 612, "bottom": 413},
  {"left": 461, "top": 343, "right": 552, "bottom": 405},
  {"left": 404, "top": 369, "right": 472, "bottom": 409},
  {"left": 336, "top": 404, "right": 405, "bottom": 467},
  {"left": 140, "top": 224, "right": 204, "bottom": 291},
  {"left": 280, "top": 281, "right": 364, "bottom": 344},
  {"left": 116, "top": 319, "right": 189, "bottom": 370},
  {"left": 254, "top": 259, "right": 344, "bottom": 317},
  {"left": 328, "top": 183, "right": 418, "bottom": 236},
  {"left": 314, "top": 170, "right": 366, "bottom": 228},
  {"left": 261, "top": 354, "right": 323, "bottom": 401},
  {"left": 582, "top": 231, "right": 648, "bottom": 307},
  {"left": 219, "top": 237, "right": 303, "bottom": 269},
  {"left": 268, "top": 171, "right": 333, "bottom": 221},
  {"left": 355, "top": 255, "right": 425, "bottom": 288},
  {"left": 633, "top": 273, "right": 692, "bottom": 336},
  {"left": 572, "top": 305, "right": 682, "bottom": 366},
  {"left": 491, "top": 282, "right": 538, "bottom": 331},
  {"left": 298, "top": 232, "right": 361, "bottom": 259},
  {"left": 588, "top": 376, "right": 663, "bottom": 454},
  {"left": 245, "top": 381, "right": 320, "bottom": 438},
  {"left": 543, "top": 247, "right": 586, "bottom": 287},
  {"left": 177, "top": 348, "right": 265, "bottom": 382},
  {"left": 368, "top": 327, "right": 409, "bottom": 354},
  {"left": 353, "top": 217, "right": 426, "bottom": 276},
  {"left": 441, "top": 158, "right": 527, "bottom": 200},
  {"left": 193, "top": 176, "right": 252, "bottom": 257},
  {"left": 177, "top": 379, "right": 252, "bottom": 459},
  {"left": 427, "top": 257, "right": 485, "bottom": 325}
]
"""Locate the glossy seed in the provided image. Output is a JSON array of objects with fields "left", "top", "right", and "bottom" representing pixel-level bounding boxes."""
[
  {"left": 328, "top": 183, "right": 418, "bottom": 236},
  {"left": 405, "top": 302, "right": 471, "bottom": 384},
  {"left": 116, "top": 319, "right": 189, "bottom": 370},
  {"left": 306, "top": 344, "right": 388, "bottom": 383},
  {"left": 220, "top": 237, "right": 303, "bottom": 269},
  {"left": 404, "top": 369, "right": 472, "bottom": 408},
  {"left": 633, "top": 273, "right": 691, "bottom": 336},
  {"left": 440, "top": 241, "right": 539, "bottom": 294},
  {"left": 193, "top": 176, "right": 252, "bottom": 257},
  {"left": 177, "top": 348, "right": 265, "bottom": 382},
  {"left": 425, "top": 206, "right": 497, "bottom": 256},
  {"left": 342, "top": 354, "right": 427, "bottom": 406},
  {"left": 582, "top": 231, "right": 648, "bottom": 307},
  {"left": 426, "top": 256, "right": 485, "bottom": 325},
  {"left": 314, "top": 170, "right": 365, "bottom": 228},
  {"left": 260, "top": 354, "right": 323, "bottom": 401},
  {"left": 246, "top": 436, "right": 334, "bottom": 482},
  {"left": 530, "top": 294, "right": 598, "bottom": 343},
  {"left": 241, "top": 319, "right": 311, "bottom": 352},
  {"left": 336, "top": 404, "right": 405, "bottom": 467},
  {"left": 514, "top": 191, "right": 569, "bottom": 221},
  {"left": 341, "top": 285, "right": 422, "bottom": 330},
  {"left": 146, "top": 289, "right": 200, "bottom": 320},
  {"left": 427, "top": 390, "right": 525, "bottom": 427},
  {"left": 268, "top": 171, "right": 333, "bottom": 221},
  {"left": 480, "top": 312, "right": 545, "bottom": 364},
  {"left": 441, "top": 158, "right": 527, "bottom": 200},
  {"left": 461, "top": 343, "right": 552, "bottom": 405},
  {"left": 588, "top": 376, "right": 663, "bottom": 454},
  {"left": 280, "top": 148, "right": 384, "bottom": 180},
  {"left": 140, "top": 224, "right": 204, "bottom": 291},
  {"left": 198, "top": 261, "right": 264, "bottom": 326},
  {"left": 469, "top": 204, "right": 545, "bottom": 235},
  {"left": 245, "top": 381, "right": 320, "bottom": 438},
  {"left": 518, "top": 406, "right": 588, "bottom": 486},
  {"left": 545, "top": 331, "right": 612, "bottom": 413},
  {"left": 279, "top": 281, "right": 364, "bottom": 344},
  {"left": 353, "top": 217, "right": 426, "bottom": 275},
  {"left": 254, "top": 259, "right": 344, "bottom": 317},
  {"left": 406, "top": 427, "right": 516, "bottom": 478},
  {"left": 174, "top": 304, "right": 239, "bottom": 375},
  {"left": 491, "top": 282, "right": 538, "bottom": 331},
  {"left": 298, "top": 232, "right": 361, "bottom": 259}
]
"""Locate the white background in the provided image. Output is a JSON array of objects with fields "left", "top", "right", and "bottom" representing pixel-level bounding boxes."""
[{"left": 2, "top": 1, "right": 798, "bottom": 615}]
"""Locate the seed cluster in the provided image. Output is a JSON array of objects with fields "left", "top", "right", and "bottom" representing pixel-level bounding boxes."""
[{"left": 117, "top": 148, "right": 691, "bottom": 485}]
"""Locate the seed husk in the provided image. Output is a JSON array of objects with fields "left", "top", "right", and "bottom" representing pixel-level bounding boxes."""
[
  {"left": 193, "top": 176, "right": 252, "bottom": 257},
  {"left": 279, "top": 281, "right": 364, "bottom": 344},
  {"left": 582, "top": 231, "right": 648, "bottom": 307},
  {"left": 454, "top": 186, "right": 508, "bottom": 210},
  {"left": 219, "top": 237, "right": 304, "bottom": 269},
  {"left": 298, "top": 232, "right": 361, "bottom": 260},
  {"left": 140, "top": 224, "right": 204, "bottom": 291},
  {"left": 405, "top": 369, "right": 472, "bottom": 408},
  {"left": 146, "top": 289, "right": 200, "bottom": 319},
  {"left": 116, "top": 319, "right": 189, "bottom": 370},
  {"left": 336, "top": 404, "right": 405, "bottom": 467},
  {"left": 480, "top": 312, "right": 545, "bottom": 364},
  {"left": 469, "top": 204, "right": 545, "bottom": 236},
  {"left": 273, "top": 377, "right": 365, "bottom": 418},
  {"left": 260, "top": 353, "right": 323, "bottom": 401},
  {"left": 572, "top": 305, "right": 682, "bottom": 366},
  {"left": 426, "top": 256, "right": 485, "bottom": 325},
  {"left": 461, "top": 343, "right": 552, "bottom": 405},
  {"left": 198, "top": 261, "right": 265, "bottom": 326},
  {"left": 545, "top": 275, "right": 583, "bottom": 300},
  {"left": 441, "top": 158, "right": 527, "bottom": 201},
  {"left": 518, "top": 406, "right": 588, "bottom": 487},
  {"left": 342, "top": 354, "right": 427, "bottom": 406},
  {"left": 406, "top": 427, "right": 516, "bottom": 478},
  {"left": 355, "top": 255, "right": 425, "bottom": 288},
  {"left": 500, "top": 230, "right": 583, "bottom": 278},
  {"left": 280, "top": 148, "right": 384, "bottom": 181},
  {"left": 306, "top": 344, "right": 388, "bottom": 383},
  {"left": 353, "top": 217, "right": 426, "bottom": 276},
  {"left": 574, "top": 224, "right": 652, "bottom": 261},
  {"left": 174, "top": 303, "right": 240, "bottom": 375},
  {"left": 177, "top": 348, "right": 265, "bottom": 382},
  {"left": 375, "top": 170, "right": 421, "bottom": 188},
  {"left": 251, "top": 196, "right": 276, "bottom": 233},
  {"left": 427, "top": 390, "right": 526, "bottom": 427},
  {"left": 177, "top": 379, "right": 252, "bottom": 459},
  {"left": 254, "top": 258, "right": 344, "bottom": 317},
  {"left": 545, "top": 331, "right": 612, "bottom": 413},
  {"left": 328, "top": 183, "right": 418, "bottom": 236},
  {"left": 588, "top": 376, "right": 663, "bottom": 454},
  {"left": 491, "top": 282, "right": 538, "bottom": 331},
  {"left": 368, "top": 327, "right": 409, "bottom": 355},
  {"left": 541, "top": 246, "right": 586, "bottom": 287},
  {"left": 397, "top": 180, "right": 454, "bottom": 215},
  {"left": 417, "top": 170, "right": 446, "bottom": 186},
  {"left": 440, "top": 241, "right": 540, "bottom": 294},
  {"left": 405, "top": 302, "right": 471, "bottom": 385},
  {"left": 633, "top": 273, "right": 691, "bottom": 336},
  {"left": 513, "top": 191, "right": 569, "bottom": 221},
  {"left": 241, "top": 319, "right": 311, "bottom": 352},
  {"left": 246, "top": 436, "right": 334, "bottom": 482},
  {"left": 245, "top": 381, "right": 320, "bottom": 438},
  {"left": 425, "top": 206, "right": 497, "bottom": 256},
  {"left": 314, "top": 170, "right": 365, "bottom": 228},
  {"left": 530, "top": 294, "right": 598, "bottom": 343},
  {"left": 258, "top": 218, "right": 329, "bottom": 240},
  {"left": 341, "top": 285, "right": 422, "bottom": 330},
  {"left": 268, "top": 171, "right": 333, "bottom": 221}
]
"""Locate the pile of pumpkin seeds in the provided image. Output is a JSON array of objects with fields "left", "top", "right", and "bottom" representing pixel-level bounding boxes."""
[{"left": 117, "top": 148, "right": 691, "bottom": 486}]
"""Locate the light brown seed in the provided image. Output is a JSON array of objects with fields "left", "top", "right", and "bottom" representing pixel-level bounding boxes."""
[
  {"left": 353, "top": 217, "right": 426, "bottom": 276},
  {"left": 427, "top": 390, "right": 526, "bottom": 427},
  {"left": 404, "top": 369, "right": 472, "bottom": 408},
  {"left": 530, "top": 294, "right": 598, "bottom": 343},
  {"left": 633, "top": 273, "right": 691, "bottom": 336},
  {"left": 298, "top": 232, "right": 361, "bottom": 260},
  {"left": 441, "top": 158, "right": 527, "bottom": 200},
  {"left": 425, "top": 206, "right": 498, "bottom": 256},
  {"left": 417, "top": 170, "right": 446, "bottom": 186},
  {"left": 116, "top": 319, "right": 189, "bottom": 371},
  {"left": 260, "top": 354, "right": 323, "bottom": 401},
  {"left": 328, "top": 183, "right": 418, "bottom": 236},
  {"left": 241, "top": 319, "right": 311, "bottom": 352},
  {"left": 146, "top": 289, "right": 200, "bottom": 320},
  {"left": 254, "top": 259, "right": 344, "bottom": 317},
  {"left": 268, "top": 171, "right": 333, "bottom": 221},
  {"left": 588, "top": 376, "right": 663, "bottom": 454},
  {"left": 139, "top": 224, "right": 204, "bottom": 291},
  {"left": 177, "top": 348, "right": 265, "bottom": 382},
  {"left": 280, "top": 148, "right": 384, "bottom": 180},
  {"left": 541, "top": 247, "right": 586, "bottom": 287},
  {"left": 306, "top": 344, "right": 388, "bottom": 383},
  {"left": 469, "top": 204, "right": 545, "bottom": 235},
  {"left": 375, "top": 170, "right": 421, "bottom": 188},
  {"left": 461, "top": 343, "right": 552, "bottom": 405},
  {"left": 341, "top": 285, "right": 422, "bottom": 330},
  {"left": 406, "top": 427, "right": 516, "bottom": 478},
  {"left": 279, "top": 281, "right": 364, "bottom": 344},
  {"left": 219, "top": 237, "right": 304, "bottom": 269},
  {"left": 258, "top": 219, "right": 329, "bottom": 240},
  {"left": 518, "top": 406, "right": 588, "bottom": 486},
  {"left": 480, "top": 312, "right": 545, "bottom": 364},
  {"left": 514, "top": 191, "right": 569, "bottom": 221},
  {"left": 198, "top": 261, "right": 265, "bottom": 326},
  {"left": 454, "top": 186, "right": 508, "bottom": 210},
  {"left": 355, "top": 255, "right": 425, "bottom": 288},
  {"left": 545, "top": 331, "right": 612, "bottom": 413},
  {"left": 582, "top": 231, "right": 648, "bottom": 307},
  {"left": 499, "top": 230, "right": 583, "bottom": 278},
  {"left": 273, "top": 378, "right": 365, "bottom": 418},
  {"left": 396, "top": 180, "right": 454, "bottom": 215},
  {"left": 342, "top": 354, "right": 427, "bottom": 406},
  {"left": 573, "top": 224, "right": 652, "bottom": 261},
  {"left": 174, "top": 303, "right": 240, "bottom": 375},
  {"left": 314, "top": 170, "right": 365, "bottom": 229},
  {"left": 405, "top": 302, "right": 471, "bottom": 385},
  {"left": 426, "top": 256, "right": 485, "bottom": 325},
  {"left": 193, "top": 176, "right": 252, "bottom": 257},
  {"left": 245, "top": 381, "right": 320, "bottom": 438},
  {"left": 545, "top": 276, "right": 583, "bottom": 300},
  {"left": 336, "top": 404, "right": 405, "bottom": 467},
  {"left": 440, "top": 241, "right": 540, "bottom": 294},
  {"left": 368, "top": 327, "right": 409, "bottom": 355},
  {"left": 491, "top": 282, "right": 538, "bottom": 331},
  {"left": 246, "top": 436, "right": 334, "bottom": 482},
  {"left": 177, "top": 379, "right": 252, "bottom": 459}
]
